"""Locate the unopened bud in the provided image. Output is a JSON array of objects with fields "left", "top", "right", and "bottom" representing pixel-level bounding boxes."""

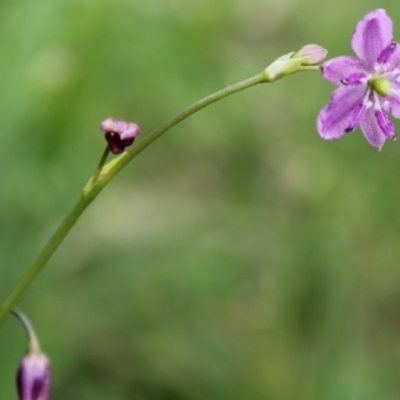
[
  {"left": 17, "top": 353, "right": 50, "bottom": 400},
  {"left": 292, "top": 44, "right": 328, "bottom": 65},
  {"left": 263, "top": 45, "right": 327, "bottom": 82},
  {"left": 100, "top": 117, "right": 140, "bottom": 154},
  {"left": 12, "top": 310, "right": 50, "bottom": 400}
]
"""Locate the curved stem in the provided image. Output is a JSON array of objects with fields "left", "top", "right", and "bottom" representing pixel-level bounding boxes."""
[
  {"left": 88, "top": 73, "right": 267, "bottom": 193},
  {"left": 12, "top": 309, "right": 41, "bottom": 353},
  {"left": 92, "top": 146, "right": 110, "bottom": 184},
  {"left": 0, "top": 194, "right": 92, "bottom": 327},
  {"left": 0, "top": 73, "right": 265, "bottom": 328},
  {"left": 0, "top": 67, "right": 318, "bottom": 328}
]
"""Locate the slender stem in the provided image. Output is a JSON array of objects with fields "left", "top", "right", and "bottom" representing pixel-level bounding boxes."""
[
  {"left": 12, "top": 309, "right": 41, "bottom": 353},
  {"left": 92, "top": 146, "right": 110, "bottom": 184},
  {"left": 0, "top": 67, "right": 320, "bottom": 328},
  {"left": 91, "top": 73, "right": 267, "bottom": 192},
  {"left": 0, "top": 194, "right": 92, "bottom": 327},
  {"left": 298, "top": 65, "right": 321, "bottom": 72},
  {"left": 0, "top": 73, "right": 265, "bottom": 328}
]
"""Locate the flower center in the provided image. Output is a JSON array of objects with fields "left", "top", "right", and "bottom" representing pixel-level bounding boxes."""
[{"left": 368, "top": 76, "right": 392, "bottom": 97}]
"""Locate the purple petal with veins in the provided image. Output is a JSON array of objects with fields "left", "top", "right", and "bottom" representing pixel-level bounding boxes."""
[
  {"left": 375, "top": 107, "right": 395, "bottom": 137},
  {"left": 342, "top": 72, "right": 369, "bottom": 85},
  {"left": 377, "top": 41, "right": 397, "bottom": 65},
  {"left": 352, "top": 9, "right": 393, "bottom": 67},
  {"left": 359, "top": 106, "right": 387, "bottom": 148},
  {"left": 321, "top": 56, "right": 367, "bottom": 85},
  {"left": 384, "top": 43, "right": 400, "bottom": 71},
  {"left": 346, "top": 98, "right": 368, "bottom": 131},
  {"left": 317, "top": 84, "right": 367, "bottom": 139}
]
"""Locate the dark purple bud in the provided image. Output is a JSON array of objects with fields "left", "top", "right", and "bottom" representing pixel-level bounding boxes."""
[
  {"left": 12, "top": 310, "right": 50, "bottom": 400},
  {"left": 100, "top": 117, "right": 140, "bottom": 154},
  {"left": 17, "top": 353, "right": 50, "bottom": 400}
]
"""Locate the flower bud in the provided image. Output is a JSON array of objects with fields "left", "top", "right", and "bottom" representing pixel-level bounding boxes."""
[
  {"left": 263, "top": 45, "right": 327, "bottom": 82},
  {"left": 100, "top": 117, "right": 140, "bottom": 154},
  {"left": 12, "top": 310, "right": 50, "bottom": 400},
  {"left": 17, "top": 353, "right": 50, "bottom": 400},
  {"left": 292, "top": 44, "right": 328, "bottom": 65}
]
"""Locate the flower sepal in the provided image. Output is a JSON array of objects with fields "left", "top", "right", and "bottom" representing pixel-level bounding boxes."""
[{"left": 263, "top": 52, "right": 301, "bottom": 82}]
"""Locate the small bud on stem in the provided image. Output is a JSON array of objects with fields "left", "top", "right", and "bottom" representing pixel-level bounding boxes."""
[
  {"left": 12, "top": 310, "right": 50, "bottom": 400},
  {"left": 292, "top": 44, "right": 328, "bottom": 65},
  {"left": 263, "top": 44, "right": 327, "bottom": 82},
  {"left": 100, "top": 117, "right": 140, "bottom": 154}
]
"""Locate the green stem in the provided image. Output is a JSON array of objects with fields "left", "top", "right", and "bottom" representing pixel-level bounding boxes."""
[
  {"left": 12, "top": 309, "right": 41, "bottom": 353},
  {"left": 0, "top": 194, "right": 92, "bottom": 327},
  {"left": 298, "top": 65, "right": 321, "bottom": 72},
  {"left": 92, "top": 146, "right": 110, "bottom": 184},
  {"left": 0, "top": 67, "right": 318, "bottom": 328},
  {"left": 88, "top": 73, "right": 267, "bottom": 193},
  {"left": 0, "top": 73, "right": 265, "bottom": 328}
]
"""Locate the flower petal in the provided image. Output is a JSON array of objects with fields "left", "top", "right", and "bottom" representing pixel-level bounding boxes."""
[
  {"left": 321, "top": 56, "right": 367, "bottom": 85},
  {"left": 359, "top": 105, "right": 388, "bottom": 148},
  {"left": 317, "top": 84, "right": 367, "bottom": 140},
  {"left": 377, "top": 41, "right": 398, "bottom": 68},
  {"left": 120, "top": 123, "right": 140, "bottom": 141},
  {"left": 105, "top": 132, "right": 125, "bottom": 154},
  {"left": 352, "top": 9, "right": 393, "bottom": 67},
  {"left": 347, "top": 98, "right": 368, "bottom": 131},
  {"left": 100, "top": 118, "right": 118, "bottom": 132},
  {"left": 375, "top": 107, "right": 395, "bottom": 138},
  {"left": 371, "top": 92, "right": 396, "bottom": 138},
  {"left": 384, "top": 42, "right": 400, "bottom": 71},
  {"left": 387, "top": 86, "right": 400, "bottom": 118}
]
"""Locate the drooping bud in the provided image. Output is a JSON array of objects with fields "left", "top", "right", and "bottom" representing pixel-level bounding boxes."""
[
  {"left": 292, "top": 44, "right": 328, "bottom": 65},
  {"left": 17, "top": 353, "right": 50, "bottom": 400},
  {"left": 12, "top": 310, "right": 50, "bottom": 400},
  {"left": 100, "top": 117, "right": 140, "bottom": 154}
]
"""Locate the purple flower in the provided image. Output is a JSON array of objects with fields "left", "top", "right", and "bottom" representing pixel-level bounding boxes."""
[
  {"left": 317, "top": 9, "right": 400, "bottom": 149},
  {"left": 100, "top": 118, "right": 140, "bottom": 154},
  {"left": 17, "top": 353, "right": 50, "bottom": 400}
]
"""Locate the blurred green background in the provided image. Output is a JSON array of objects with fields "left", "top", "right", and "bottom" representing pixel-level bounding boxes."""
[{"left": 1, "top": 0, "right": 400, "bottom": 399}]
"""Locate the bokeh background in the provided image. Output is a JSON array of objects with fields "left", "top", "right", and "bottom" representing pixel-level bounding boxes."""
[{"left": 1, "top": 0, "right": 400, "bottom": 399}]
